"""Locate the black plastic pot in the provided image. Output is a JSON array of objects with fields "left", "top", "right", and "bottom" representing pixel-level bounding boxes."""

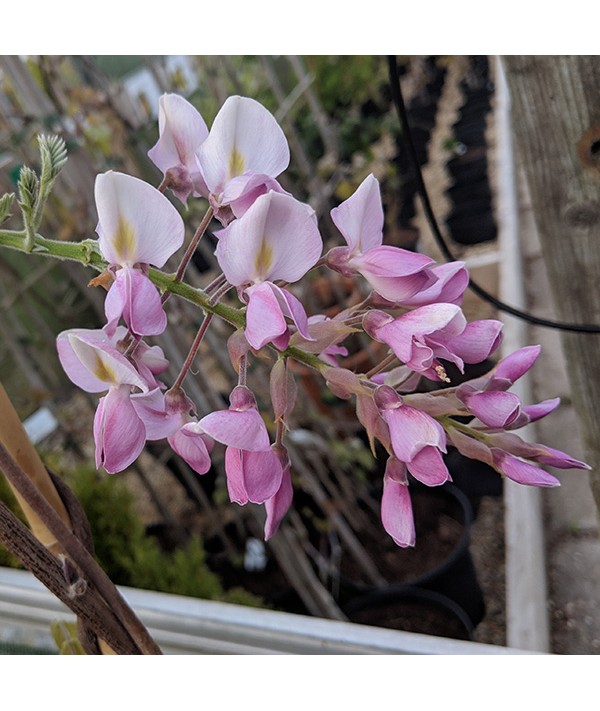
[
  {"left": 342, "top": 483, "right": 486, "bottom": 637},
  {"left": 344, "top": 585, "right": 475, "bottom": 641}
]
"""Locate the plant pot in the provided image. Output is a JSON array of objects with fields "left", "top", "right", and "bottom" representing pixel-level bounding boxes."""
[
  {"left": 344, "top": 585, "right": 475, "bottom": 641},
  {"left": 341, "top": 483, "right": 486, "bottom": 637}
]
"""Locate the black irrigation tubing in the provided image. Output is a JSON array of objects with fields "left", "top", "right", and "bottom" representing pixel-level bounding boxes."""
[{"left": 386, "top": 55, "right": 600, "bottom": 335}]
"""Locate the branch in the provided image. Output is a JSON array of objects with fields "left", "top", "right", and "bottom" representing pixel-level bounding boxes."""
[{"left": 0, "top": 228, "right": 329, "bottom": 373}]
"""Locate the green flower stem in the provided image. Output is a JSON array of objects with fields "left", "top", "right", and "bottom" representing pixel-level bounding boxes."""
[
  {"left": 439, "top": 416, "right": 489, "bottom": 442},
  {"left": 0, "top": 228, "right": 328, "bottom": 374}
]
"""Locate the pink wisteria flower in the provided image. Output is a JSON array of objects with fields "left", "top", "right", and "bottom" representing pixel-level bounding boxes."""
[
  {"left": 374, "top": 385, "right": 451, "bottom": 487},
  {"left": 381, "top": 456, "right": 415, "bottom": 548},
  {"left": 155, "top": 387, "right": 214, "bottom": 476},
  {"left": 197, "top": 95, "right": 290, "bottom": 225},
  {"left": 326, "top": 174, "right": 439, "bottom": 303},
  {"left": 195, "top": 386, "right": 283, "bottom": 505},
  {"left": 364, "top": 304, "right": 503, "bottom": 381},
  {"left": 447, "top": 427, "right": 590, "bottom": 489},
  {"left": 264, "top": 457, "right": 294, "bottom": 540},
  {"left": 215, "top": 190, "right": 323, "bottom": 350},
  {"left": 96, "top": 171, "right": 185, "bottom": 337},
  {"left": 56, "top": 328, "right": 150, "bottom": 473},
  {"left": 456, "top": 345, "right": 560, "bottom": 429},
  {"left": 147, "top": 93, "right": 209, "bottom": 203}
]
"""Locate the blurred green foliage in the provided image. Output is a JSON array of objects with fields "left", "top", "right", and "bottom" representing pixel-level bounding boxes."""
[
  {"left": 66, "top": 465, "right": 263, "bottom": 606},
  {"left": 0, "top": 473, "right": 25, "bottom": 568},
  {"left": 0, "top": 463, "right": 263, "bottom": 607}
]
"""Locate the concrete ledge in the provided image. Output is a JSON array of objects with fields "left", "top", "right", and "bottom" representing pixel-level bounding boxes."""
[{"left": 0, "top": 567, "right": 531, "bottom": 655}]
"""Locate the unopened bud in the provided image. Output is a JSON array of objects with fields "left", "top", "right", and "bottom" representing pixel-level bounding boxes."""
[
  {"left": 229, "top": 385, "right": 257, "bottom": 411},
  {"left": 373, "top": 384, "right": 403, "bottom": 412},
  {"left": 165, "top": 386, "right": 195, "bottom": 415},
  {"left": 362, "top": 310, "right": 394, "bottom": 339},
  {"left": 270, "top": 358, "right": 297, "bottom": 424}
]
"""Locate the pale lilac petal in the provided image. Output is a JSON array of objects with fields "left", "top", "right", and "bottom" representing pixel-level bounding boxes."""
[
  {"left": 462, "top": 391, "right": 522, "bottom": 428},
  {"left": 402, "top": 261, "right": 469, "bottom": 307},
  {"left": 224, "top": 448, "right": 248, "bottom": 505},
  {"left": 264, "top": 464, "right": 294, "bottom": 540},
  {"left": 423, "top": 336, "right": 465, "bottom": 372},
  {"left": 520, "top": 397, "right": 561, "bottom": 423},
  {"left": 446, "top": 319, "right": 503, "bottom": 364},
  {"left": 352, "top": 246, "right": 435, "bottom": 278},
  {"left": 133, "top": 341, "right": 169, "bottom": 382},
  {"left": 224, "top": 447, "right": 283, "bottom": 505},
  {"left": 197, "top": 409, "right": 271, "bottom": 451},
  {"left": 198, "top": 95, "right": 290, "bottom": 196},
  {"left": 356, "top": 394, "right": 391, "bottom": 454},
  {"left": 407, "top": 446, "right": 451, "bottom": 486},
  {"left": 220, "top": 174, "right": 289, "bottom": 219},
  {"left": 372, "top": 304, "right": 467, "bottom": 364},
  {"left": 330, "top": 173, "right": 384, "bottom": 252},
  {"left": 93, "top": 396, "right": 106, "bottom": 470},
  {"left": 270, "top": 283, "right": 313, "bottom": 341},
  {"left": 318, "top": 344, "right": 349, "bottom": 366},
  {"left": 381, "top": 461, "right": 415, "bottom": 548},
  {"left": 57, "top": 328, "right": 118, "bottom": 393},
  {"left": 168, "top": 425, "right": 213, "bottom": 475},
  {"left": 94, "top": 386, "right": 146, "bottom": 473},
  {"left": 215, "top": 192, "right": 322, "bottom": 285},
  {"left": 240, "top": 448, "right": 283, "bottom": 504},
  {"left": 271, "top": 330, "right": 291, "bottom": 351},
  {"left": 148, "top": 94, "right": 208, "bottom": 177},
  {"left": 95, "top": 171, "right": 184, "bottom": 268},
  {"left": 125, "top": 269, "right": 167, "bottom": 337},
  {"left": 492, "top": 345, "right": 542, "bottom": 386},
  {"left": 381, "top": 404, "right": 447, "bottom": 462},
  {"left": 351, "top": 246, "right": 436, "bottom": 303},
  {"left": 104, "top": 267, "right": 167, "bottom": 338},
  {"left": 528, "top": 446, "right": 591, "bottom": 470},
  {"left": 58, "top": 328, "right": 146, "bottom": 392},
  {"left": 131, "top": 388, "right": 182, "bottom": 440},
  {"left": 245, "top": 281, "right": 288, "bottom": 350},
  {"left": 486, "top": 431, "right": 589, "bottom": 470},
  {"left": 492, "top": 450, "right": 560, "bottom": 487}
]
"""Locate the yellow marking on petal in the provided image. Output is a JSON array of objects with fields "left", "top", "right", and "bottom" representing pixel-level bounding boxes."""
[
  {"left": 93, "top": 353, "right": 116, "bottom": 383},
  {"left": 228, "top": 148, "right": 246, "bottom": 179},
  {"left": 113, "top": 216, "right": 136, "bottom": 263},
  {"left": 255, "top": 239, "right": 273, "bottom": 277}
]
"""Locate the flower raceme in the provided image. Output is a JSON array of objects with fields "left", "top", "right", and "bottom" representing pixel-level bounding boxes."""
[{"left": 50, "top": 90, "right": 591, "bottom": 550}]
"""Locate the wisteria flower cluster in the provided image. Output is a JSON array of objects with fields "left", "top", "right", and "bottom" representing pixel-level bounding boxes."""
[{"left": 55, "top": 93, "right": 589, "bottom": 547}]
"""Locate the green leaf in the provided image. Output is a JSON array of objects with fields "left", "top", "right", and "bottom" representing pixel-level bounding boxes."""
[
  {"left": 0, "top": 193, "right": 14, "bottom": 225},
  {"left": 38, "top": 134, "right": 68, "bottom": 186},
  {"left": 17, "top": 166, "right": 39, "bottom": 215},
  {"left": 50, "top": 620, "right": 85, "bottom": 655}
]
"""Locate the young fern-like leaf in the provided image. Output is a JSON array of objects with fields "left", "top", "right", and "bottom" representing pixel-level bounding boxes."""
[
  {"left": 0, "top": 193, "right": 14, "bottom": 225},
  {"left": 38, "top": 134, "right": 68, "bottom": 186},
  {"left": 17, "top": 166, "right": 39, "bottom": 216}
]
